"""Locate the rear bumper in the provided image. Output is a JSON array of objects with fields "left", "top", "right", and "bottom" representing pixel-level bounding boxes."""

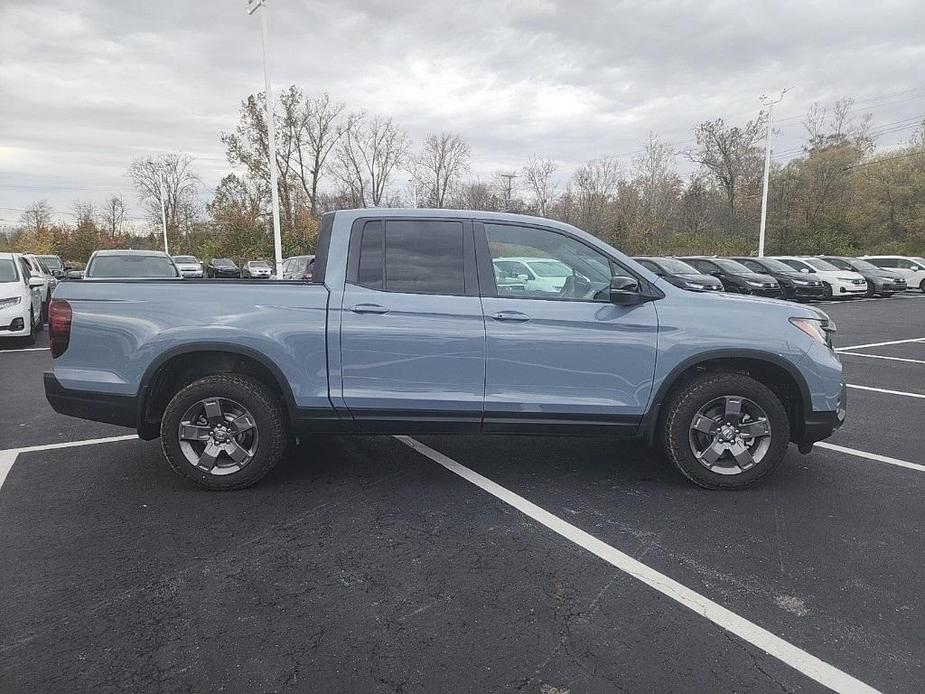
[
  {"left": 44, "top": 372, "right": 138, "bottom": 430},
  {"left": 798, "top": 383, "right": 847, "bottom": 445}
]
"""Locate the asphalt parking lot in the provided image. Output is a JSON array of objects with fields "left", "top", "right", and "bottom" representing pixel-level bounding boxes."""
[{"left": 1, "top": 294, "right": 924, "bottom": 693}]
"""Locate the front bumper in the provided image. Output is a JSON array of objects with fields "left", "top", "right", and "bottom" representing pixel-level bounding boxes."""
[
  {"left": 179, "top": 269, "right": 204, "bottom": 278},
  {"left": 792, "top": 284, "right": 825, "bottom": 299},
  {"left": 798, "top": 383, "right": 847, "bottom": 445},
  {"left": 0, "top": 304, "right": 31, "bottom": 337},
  {"left": 44, "top": 372, "right": 139, "bottom": 429}
]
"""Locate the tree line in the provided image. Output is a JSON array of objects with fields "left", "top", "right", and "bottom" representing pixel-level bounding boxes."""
[{"left": 4, "top": 88, "right": 924, "bottom": 264}]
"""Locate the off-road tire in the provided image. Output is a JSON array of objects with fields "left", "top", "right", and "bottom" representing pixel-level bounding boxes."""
[
  {"left": 161, "top": 374, "right": 288, "bottom": 490},
  {"left": 661, "top": 371, "right": 790, "bottom": 490}
]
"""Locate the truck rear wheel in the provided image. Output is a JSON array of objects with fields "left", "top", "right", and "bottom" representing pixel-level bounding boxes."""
[
  {"left": 660, "top": 371, "right": 790, "bottom": 490},
  {"left": 161, "top": 374, "right": 288, "bottom": 490}
]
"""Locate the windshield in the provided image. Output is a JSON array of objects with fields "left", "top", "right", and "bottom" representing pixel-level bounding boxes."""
[
  {"left": 820, "top": 257, "right": 852, "bottom": 270},
  {"left": 653, "top": 258, "right": 700, "bottom": 274},
  {"left": 213, "top": 259, "right": 235, "bottom": 267},
  {"left": 713, "top": 259, "right": 753, "bottom": 273},
  {"left": 249, "top": 261, "right": 270, "bottom": 268},
  {"left": 37, "top": 256, "right": 62, "bottom": 270},
  {"left": 804, "top": 257, "right": 840, "bottom": 271},
  {"left": 88, "top": 255, "right": 179, "bottom": 278},
  {"left": 751, "top": 258, "right": 793, "bottom": 273},
  {"left": 526, "top": 260, "right": 571, "bottom": 277},
  {"left": 847, "top": 259, "right": 879, "bottom": 272},
  {"left": 912, "top": 257, "right": 925, "bottom": 267},
  {"left": 0, "top": 259, "right": 19, "bottom": 282},
  {"left": 173, "top": 256, "right": 198, "bottom": 263}
]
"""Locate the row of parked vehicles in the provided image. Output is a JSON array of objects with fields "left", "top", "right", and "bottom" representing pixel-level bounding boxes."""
[{"left": 632, "top": 255, "right": 925, "bottom": 300}]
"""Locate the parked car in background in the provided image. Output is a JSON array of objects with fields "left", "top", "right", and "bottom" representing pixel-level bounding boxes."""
[
  {"left": 206, "top": 258, "right": 241, "bottom": 279},
  {"left": 680, "top": 257, "right": 782, "bottom": 297},
  {"left": 817, "top": 256, "right": 906, "bottom": 297},
  {"left": 36, "top": 255, "right": 65, "bottom": 278},
  {"left": 84, "top": 250, "right": 181, "bottom": 279},
  {"left": 44, "top": 208, "right": 846, "bottom": 492},
  {"left": 0, "top": 252, "right": 44, "bottom": 345},
  {"left": 172, "top": 255, "right": 204, "bottom": 278},
  {"left": 861, "top": 255, "right": 925, "bottom": 292},
  {"left": 633, "top": 257, "right": 723, "bottom": 292},
  {"left": 242, "top": 260, "right": 273, "bottom": 279},
  {"left": 281, "top": 255, "right": 315, "bottom": 281},
  {"left": 23, "top": 254, "right": 58, "bottom": 320},
  {"left": 772, "top": 257, "right": 867, "bottom": 299},
  {"left": 728, "top": 257, "right": 825, "bottom": 302},
  {"left": 492, "top": 256, "right": 579, "bottom": 295}
]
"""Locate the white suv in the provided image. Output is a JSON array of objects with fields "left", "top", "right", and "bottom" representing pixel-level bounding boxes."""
[
  {"left": 0, "top": 252, "right": 45, "bottom": 345},
  {"left": 861, "top": 255, "right": 925, "bottom": 292},
  {"left": 772, "top": 256, "right": 868, "bottom": 298},
  {"left": 23, "top": 253, "right": 58, "bottom": 321}
]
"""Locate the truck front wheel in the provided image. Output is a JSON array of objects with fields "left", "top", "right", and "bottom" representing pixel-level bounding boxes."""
[
  {"left": 661, "top": 372, "right": 790, "bottom": 489},
  {"left": 161, "top": 374, "right": 288, "bottom": 490}
]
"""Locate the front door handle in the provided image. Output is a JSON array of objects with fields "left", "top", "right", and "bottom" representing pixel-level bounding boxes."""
[
  {"left": 349, "top": 303, "right": 390, "bottom": 315},
  {"left": 490, "top": 310, "right": 530, "bottom": 322}
]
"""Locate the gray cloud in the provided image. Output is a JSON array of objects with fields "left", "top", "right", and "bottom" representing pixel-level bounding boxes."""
[{"left": 1, "top": 0, "right": 924, "bottom": 225}]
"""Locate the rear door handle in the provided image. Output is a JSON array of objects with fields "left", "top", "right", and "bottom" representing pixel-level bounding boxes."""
[
  {"left": 490, "top": 311, "right": 530, "bottom": 322},
  {"left": 349, "top": 303, "right": 390, "bottom": 315}
]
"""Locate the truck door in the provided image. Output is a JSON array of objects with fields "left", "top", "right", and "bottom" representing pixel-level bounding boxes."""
[
  {"left": 338, "top": 217, "right": 485, "bottom": 432},
  {"left": 476, "top": 221, "right": 659, "bottom": 435}
]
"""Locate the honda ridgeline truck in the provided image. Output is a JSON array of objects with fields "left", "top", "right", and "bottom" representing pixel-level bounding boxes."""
[{"left": 44, "top": 209, "right": 846, "bottom": 490}]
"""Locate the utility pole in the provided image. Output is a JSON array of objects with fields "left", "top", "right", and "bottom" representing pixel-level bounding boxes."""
[
  {"left": 247, "top": 0, "right": 283, "bottom": 275},
  {"left": 499, "top": 172, "right": 518, "bottom": 211},
  {"left": 758, "top": 88, "right": 790, "bottom": 257},
  {"left": 408, "top": 178, "right": 417, "bottom": 208}
]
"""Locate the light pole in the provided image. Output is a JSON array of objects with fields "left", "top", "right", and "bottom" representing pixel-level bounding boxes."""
[
  {"left": 408, "top": 178, "right": 417, "bottom": 208},
  {"left": 147, "top": 158, "right": 169, "bottom": 254},
  {"left": 247, "top": 0, "right": 283, "bottom": 275},
  {"left": 757, "top": 87, "right": 790, "bottom": 257}
]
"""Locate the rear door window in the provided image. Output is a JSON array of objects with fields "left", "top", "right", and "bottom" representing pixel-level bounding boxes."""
[{"left": 354, "top": 219, "right": 467, "bottom": 295}]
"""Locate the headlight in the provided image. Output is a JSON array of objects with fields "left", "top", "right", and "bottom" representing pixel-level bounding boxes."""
[
  {"left": 746, "top": 280, "right": 765, "bottom": 287},
  {"left": 792, "top": 279, "right": 808, "bottom": 286},
  {"left": 685, "top": 282, "right": 707, "bottom": 290},
  {"left": 0, "top": 296, "right": 22, "bottom": 309},
  {"left": 790, "top": 316, "right": 837, "bottom": 346}
]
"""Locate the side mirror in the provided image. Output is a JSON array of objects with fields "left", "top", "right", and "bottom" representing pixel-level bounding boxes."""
[
  {"left": 799, "top": 267, "right": 810, "bottom": 273},
  {"left": 609, "top": 276, "right": 640, "bottom": 304},
  {"left": 517, "top": 274, "right": 530, "bottom": 282},
  {"left": 66, "top": 270, "right": 84, "bottom": 280},
  {"left": 28, "top": 277, "right": 44, "bottom": 288}
]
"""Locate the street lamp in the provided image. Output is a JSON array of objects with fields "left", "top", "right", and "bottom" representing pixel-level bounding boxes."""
[
  {"left": 246, "top": 0, "right": 283, "bottom": 276},
  {"left": 757, "top": 87, "right": 790, "bottom": 257}
]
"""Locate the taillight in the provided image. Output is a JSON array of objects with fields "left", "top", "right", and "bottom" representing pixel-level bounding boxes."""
[{"left": 48, "top": 299, "right": 72, "bottom": 358}]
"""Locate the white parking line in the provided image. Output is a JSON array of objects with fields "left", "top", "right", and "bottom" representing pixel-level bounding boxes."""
[
  {"left": 847, "top": 384, "right": 925, "bottom": 399},
  {"left": 836, "top": 337, "right": 925, "bottom": 352},
  {"left": 838, "top": 352, "right": 925, "bottom": 365},
  {"left": 395, "top": 435, "right": 881, "bottom": 694},
  {"left": 0, "top": 347, "right": 48, "bottom": 354},
  {"left": 816, "top": 442, "right": 925, "bottom": 473},
  {"left": 0, "top": 434, "right": 138, "bottom": 491}
]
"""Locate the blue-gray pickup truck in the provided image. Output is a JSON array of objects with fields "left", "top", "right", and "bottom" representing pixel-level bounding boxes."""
[{"left": 45, "top": 209, "right": 845, "bottom": 490}]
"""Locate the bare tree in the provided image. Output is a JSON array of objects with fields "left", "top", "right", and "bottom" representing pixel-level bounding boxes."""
[
  {"left": 632, "top": 133, "right": 681, "bottom": 239},
  {"left": 127, "top": 152, "right": 200, "bottom": 233},
  {"left": 572, "top": 157, "right": 622, "bottom": 236},
  {"left": 413, "top": 132, "right": 470, "bottom": 207},
  {"left": 72, "top": 201, "right": 98, "bottom": 229},
  {"left": 101, "top": 196, "right": 126, "bottom": 237},
  {"left": 522, "top": 156, "right": 558, "bottom": 216},
  {"left": 687, "top": 117, "right": 765, "bottom": 231},
  {"left": 19, "top": 200, "right": 54, "bottom": 233},
  {"left": 450, "top": 180, "right": 501, "bottom": 211},
  {"left": 803, "top": 98, "right": 873, "bottom": 153},
  {"left": 296, "top": 93, "right": 345, "bottom": 216},
  {"left": 332, "top": 113, "right": 410, "bottom": 207}
]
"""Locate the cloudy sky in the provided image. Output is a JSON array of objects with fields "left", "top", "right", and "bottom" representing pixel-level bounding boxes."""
[{"left": 1, "top": 0, "right": 924, "bottom": 227}]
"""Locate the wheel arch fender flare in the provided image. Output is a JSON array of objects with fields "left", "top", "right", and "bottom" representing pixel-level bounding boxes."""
[{"left": 641, "top": 349, "right": 813, "bottom": 443}]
